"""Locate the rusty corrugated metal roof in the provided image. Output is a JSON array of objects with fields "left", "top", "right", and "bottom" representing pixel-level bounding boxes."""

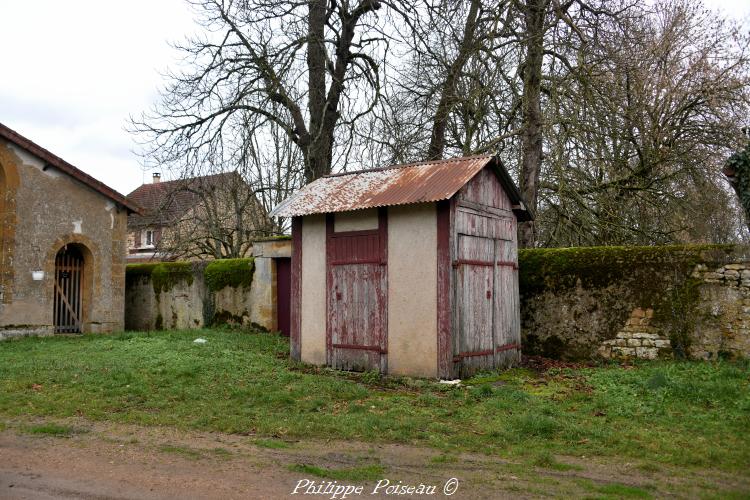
[{"left": 270, "top": 154, "right": 531, "bottom": 220}]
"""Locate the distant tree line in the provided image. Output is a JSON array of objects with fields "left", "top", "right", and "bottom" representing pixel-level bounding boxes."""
[{"left": 131, "top": 0, "right": 750, "bottom": 252}]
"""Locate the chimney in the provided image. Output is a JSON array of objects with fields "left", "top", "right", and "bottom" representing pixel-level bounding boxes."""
[{"left": 152, "top": 172, "right": 161, "bottom": 184}]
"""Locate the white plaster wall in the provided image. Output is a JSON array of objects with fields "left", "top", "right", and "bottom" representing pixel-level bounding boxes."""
[
  {"left": 334, "top": 208, "right": 378, "bottom": 232},
  {"left": 387, "top": 204, "right": 438, "bottom": 378},
  {"left": 300, "top": 214, "right": 327, "bottom": 365}
]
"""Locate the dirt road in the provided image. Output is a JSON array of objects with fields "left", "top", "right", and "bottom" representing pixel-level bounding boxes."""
[{"left": 0, "top": 418, "right": 747, "bottom": 499}]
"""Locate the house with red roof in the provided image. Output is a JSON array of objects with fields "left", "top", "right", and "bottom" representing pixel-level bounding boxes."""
[{"left": 126, "top": 171, "right": 270, "bottom": 261}]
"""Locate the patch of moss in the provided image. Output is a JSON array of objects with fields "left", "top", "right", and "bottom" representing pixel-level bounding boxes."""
[
  {"left": 519, "top": 244, "right": 736, "bottom": 294},
  {"left": 204, "top": 258, "right": 255, "bottom": 292},
  {"left": 151, "top": 262, "right": 194, "bottom": 294},
  {"left": 126, "top": 263, "right": 160, "bottom": 276},
  {"left": 125, "top": 263, "right": 160, "bottom": 285},
  {"left": 253, "top": 235, "right": 292, "bottom": 242},
  {"left": 212, "top": 309, "right": 246, "bottom": 326}
]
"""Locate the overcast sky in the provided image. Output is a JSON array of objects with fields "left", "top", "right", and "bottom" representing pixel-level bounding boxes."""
[{"left": 1, "top": 1, "right": 748, "bottom": 196}]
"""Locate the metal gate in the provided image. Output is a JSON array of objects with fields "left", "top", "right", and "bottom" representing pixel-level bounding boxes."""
[
  {"left": 53, "top": 246, "right": 84, "bottom": 333},
  {"left": 326, "top": 214, "right": 387, "bottom": 372}
]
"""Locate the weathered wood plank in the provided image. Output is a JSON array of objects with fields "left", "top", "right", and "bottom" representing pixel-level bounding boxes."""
[{"left": 326, "top": 209, "right": 387, "bottom": 373}]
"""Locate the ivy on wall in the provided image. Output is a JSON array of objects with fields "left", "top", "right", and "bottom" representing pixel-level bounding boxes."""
[{"left": 724, "top": 141, "right": 750, "bottom": 230}]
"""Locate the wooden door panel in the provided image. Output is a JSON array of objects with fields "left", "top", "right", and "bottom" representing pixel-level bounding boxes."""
[
  {"left": 455, "top": 209, "right": 514, "bottom": 241},
  {"left": 494, "top": 239, "right": 520, "bottom": 367},
  {"left": 276, "top": 258, "right": 291, "bottom": 337},
  {"left": 54, "top": 247, "right": 83, "bottom": 333},
  {"left": 327, "top": 213, "right": 387, "bottom": 373},
  {"left": 454, "top": 234, "right": 495, "bottom": 377}
]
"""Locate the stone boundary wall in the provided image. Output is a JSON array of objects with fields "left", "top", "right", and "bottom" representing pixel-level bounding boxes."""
[
  {"left": 519, "top": 244, "right": 750, "bottom": 361},
  {"left": 124, "top": 239, "right": 291, "bottom": 332}
]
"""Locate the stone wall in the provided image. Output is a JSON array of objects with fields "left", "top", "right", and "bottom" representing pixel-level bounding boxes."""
[
  {"left": 124, "top": 239, "right": 291, "bottom": 332},
  {"left": 520, "top": 245, "right": 750, "bottom": 361},
  {"left": 1, "top": 138, "right": 127, "bottom": 339}
]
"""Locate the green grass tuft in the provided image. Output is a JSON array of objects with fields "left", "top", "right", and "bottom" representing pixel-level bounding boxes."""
[
  {"left": 255, "top": 438, "right": 292, "bottom": 449},
  {"left": 23, "top": 423, "right": 82, "bottom": 437},
  {"left": 287, "top": 464, "right": 386, "bottom": 481},
  {"left": 159, "top": 444, "right": 203, "bottom": 459}
]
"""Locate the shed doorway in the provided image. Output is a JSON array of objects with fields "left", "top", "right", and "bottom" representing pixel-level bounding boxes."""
[
  {"left": 453, "top": 230, "right": 520, "bottom": 377},
  {"left": 54, "top": 245, "right": 85, "bottom": 333},
  {"left": 276, "top": 257, "right": 291, "bottom": 337},
  {"left": 326, "top": 211, "right": 388, "bottom": 372}
]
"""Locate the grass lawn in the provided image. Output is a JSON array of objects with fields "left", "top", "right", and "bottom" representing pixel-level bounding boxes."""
[{"left": 0, "top": 329, "right": 748, "bottom": 474}]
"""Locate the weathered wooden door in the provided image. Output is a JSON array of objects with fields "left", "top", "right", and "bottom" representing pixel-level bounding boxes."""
[
  {"left": 453, "top": 216, "right": 520, "bottom": 377},
  {"left": 494, "top": 239, "right": 521, "bottom": 367},
  {"left": 453, "top": 234, "right": 496, "bottom": 377},
  {"left": 54, "top": 246, "right": 84, "bottom": 333},
  {"left": 327, "top": 215, "right": 387, "bottom": 372}
]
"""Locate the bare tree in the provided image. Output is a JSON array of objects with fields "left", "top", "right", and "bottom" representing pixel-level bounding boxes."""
[
  {"left": 150, "top": 169, "right": 272, "bottom": 260},
  {"left": 538, "top": 0, "right": 750, "bottom": 245},
  {"left": 132, "top": 0, "right": 396, "bottom": 185}
]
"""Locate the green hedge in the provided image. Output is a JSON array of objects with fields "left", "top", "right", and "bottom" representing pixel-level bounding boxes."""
[
  {"left": 204, "top": 258, "right": 255, "bottom": 292},
  {"left": 151, "top": 262, "right": 194, "bottom": 294}
]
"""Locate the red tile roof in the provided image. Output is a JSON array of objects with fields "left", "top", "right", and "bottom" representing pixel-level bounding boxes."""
[
  {"left": 0, "top": 122, "right": 142, "bottom": 214},
  {"left": 127, "top": 172, "right": 240, "bottom": 227}
]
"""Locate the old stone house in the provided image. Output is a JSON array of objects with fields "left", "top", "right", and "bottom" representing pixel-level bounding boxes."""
[
  {"left": 126, "top": 172, "right": 270, "bottom": 261},
  {"left": 0, "top": 123, "right": 141, "bottom": 338}
]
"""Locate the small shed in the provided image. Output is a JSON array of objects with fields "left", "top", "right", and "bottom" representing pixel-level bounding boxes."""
[{"left": 270, "top": 155, "right": 532, "bottom": 378}]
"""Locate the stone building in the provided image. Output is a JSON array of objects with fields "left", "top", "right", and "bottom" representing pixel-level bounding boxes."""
[
  {"left": 126, "top": 172, "right": 270, "bottom": 262},
  {"left": 0, "top": 123, "right": 140, "bottom": 338}
]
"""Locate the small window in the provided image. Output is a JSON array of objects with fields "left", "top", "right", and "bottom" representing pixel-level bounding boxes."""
[{"left": 145, "top": 230, "right": 154, "bottom": 247}]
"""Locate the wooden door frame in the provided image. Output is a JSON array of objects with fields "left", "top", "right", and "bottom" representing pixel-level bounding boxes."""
[
  {"left": 46, "top": 238, "right": 97, "bottom": 334},
  {"left": 53, "top": 245, "right": 85, "bottom": 333},
  {"left": 325, "top": 208, "right": 388, "bottom": 372}
]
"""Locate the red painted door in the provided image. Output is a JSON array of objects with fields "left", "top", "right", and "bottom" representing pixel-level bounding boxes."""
[
  {"left": 326, "top": 214, "right": 387, "bottom": 372},
  {"left": 276, "top": 257, "right": 291, "bottom": 337}
]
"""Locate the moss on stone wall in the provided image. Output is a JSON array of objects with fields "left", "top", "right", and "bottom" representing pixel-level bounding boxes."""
[
  {"left": 150, "top": 263, "right": 195, "bottom": 294},
  {"left": 126, "top": 263, "right": 160, "bottom": 277},
  {"left": 519, "top": 244, "right": 744, "bottom": 360},
  {"left": 125, "top": 263, "right": 159, "bottom": 287},
  {"left": 252, "top": 235, "right": 292, "bottom": 242},
  {"left": 204, "top": 258, "right": 255, "bottom": 292},
  {"left": 126, "top": 262, "right": 194, "bottom": 294},
  {"left": 519, "top": 244, "right": 736, "bottom": 294}
]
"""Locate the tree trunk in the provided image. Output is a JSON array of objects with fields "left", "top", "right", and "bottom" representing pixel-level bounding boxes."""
[
  {"left": 426, "top": 0, "right": 482, "bottom": 161},
  {"left": 518, "top": 0, "right": 547, "bottom": 248},
  {"left": 306, "top": 0, "right": 329, "bottom": 183}
]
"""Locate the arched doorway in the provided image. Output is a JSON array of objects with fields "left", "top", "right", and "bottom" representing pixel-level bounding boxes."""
[{"left": 54, "top": 245, "right": 86, "bottom": 333}]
